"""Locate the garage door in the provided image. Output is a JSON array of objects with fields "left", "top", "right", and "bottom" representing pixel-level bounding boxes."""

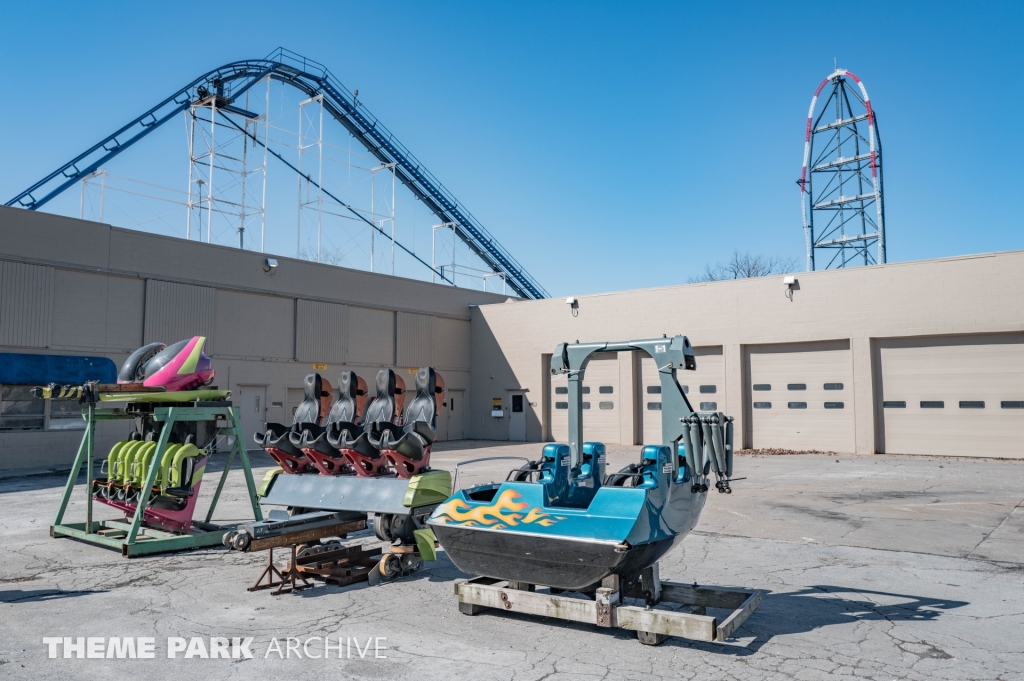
[
  {"left": 641, "top": 346, "right": 723, "bottom": 446},
  {"left": 551, "top": 353, "right": 619, "bottom": 445},
  {"left": 877, "top": 334, "right": 1024, "bottom": 457},
  {"left": 746, "top": 340, "right": 853, "bottom": 452}
]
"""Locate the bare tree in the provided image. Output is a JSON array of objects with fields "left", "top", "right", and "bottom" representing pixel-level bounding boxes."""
[
  {"left": 299, "top": 244, "right": 346, "bottom": 267},
  {"left": 688, "top": 251, "right": 798, "bottom": 283}
]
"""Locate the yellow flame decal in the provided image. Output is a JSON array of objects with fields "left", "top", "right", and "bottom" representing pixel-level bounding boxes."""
[{"left": 434, "top": 489, "right": 563, "bottom": 529}]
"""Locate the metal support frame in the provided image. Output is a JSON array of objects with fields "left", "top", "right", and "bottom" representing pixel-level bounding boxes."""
[
  {"left": 433, "top": 221, "right": 506, "bottom": 292},
  {"left": 79, "top": 170, "right": 106, "bottom": 222},
  {"left": 50, "top": 404, "right": 262, "bottom": 558},
  {"left": 297, "top": 94, "right": 325, "bottom": 261},
  {"left": 799, "top": 68, "right": 885, "bottom": 271},
  {"left": 482, "top": 272, "right": 507, "bottom": 294},
  {"left": 370, "top": 162, "right": 397, "bottom": 274},
  {"left": 186, "top": 78, "right": 268, "bottom": 248},
  {"left": 432, "top": 222, "right": 457, "bottom": 284}
]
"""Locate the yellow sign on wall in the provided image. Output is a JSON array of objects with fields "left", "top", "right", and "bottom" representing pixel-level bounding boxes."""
[{"left": 312, "top": 363, "right": 327, "bottom": 371}]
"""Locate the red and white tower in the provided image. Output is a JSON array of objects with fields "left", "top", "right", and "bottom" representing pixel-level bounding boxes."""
[{"left": 799, "top": 69, "right": 886, "bottom": 270}]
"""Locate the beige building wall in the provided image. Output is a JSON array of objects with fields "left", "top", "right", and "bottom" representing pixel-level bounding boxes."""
[
  {"left": 0, "top": 207, "right": 510, "bottom": 471},
  {"left": 3, "top": 206, "right": 1023, "bottom": 466},
  {"left": 468, "top": 250, "right": 1024, "bottom": 457}
]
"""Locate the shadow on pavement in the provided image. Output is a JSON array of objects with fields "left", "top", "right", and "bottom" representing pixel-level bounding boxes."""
[
  {"left": 657, "top": 584, "right": 968, "bottom": 655},
  {"left": 0, "top": 588, "right": 109, "bottom": 603}
]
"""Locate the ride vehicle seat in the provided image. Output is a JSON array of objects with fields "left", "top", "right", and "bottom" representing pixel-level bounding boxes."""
[
  {"left": 338, "top": 369, "right": 404, "bottom": 477},
  {"left": 288, "top": 373, "right": 334, "bottom": 450},
  {"left": 380, "top": 367, "right": 438, "bottom": 461},
  {"left": 606, "top": 445, "right": 667, "bottom": 490},
  {"left": 364, "top": 369, "right": 404, "bottom": 451},
  {"left": 255, "top": 373, "right": 326, "bottom": 473},
  {"left": 529, "top": 441, "right": 604, "bottom": 508},
  {"left": 117, "top": 342, "right": 165, "bottom": 383},
  {"left": 323, "top": 371, "right": 374, "bottom": 457}
]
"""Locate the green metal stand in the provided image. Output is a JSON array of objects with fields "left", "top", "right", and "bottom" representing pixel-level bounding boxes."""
[{"left": 51, "top": 404, "right": 263, "bottom": 557}]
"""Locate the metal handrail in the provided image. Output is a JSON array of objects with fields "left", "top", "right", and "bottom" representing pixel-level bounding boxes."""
[{"left": 452, "top": 456, "right": 531, "bottom": 491}]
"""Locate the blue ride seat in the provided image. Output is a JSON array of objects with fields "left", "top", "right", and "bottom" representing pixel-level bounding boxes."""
[
  {"left": 575, "top": 442, "right": 605, "bottom": 486},
  {"left": 636, "top": 445, "right": 668, "bottom": 489},
  {"left": 534, "top": 441, "right": 605, "bottom": 509}
]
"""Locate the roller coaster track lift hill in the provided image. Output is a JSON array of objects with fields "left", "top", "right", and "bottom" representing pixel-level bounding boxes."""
[{"left": 6, "top": 48, "right": 548, "bottom": 300}]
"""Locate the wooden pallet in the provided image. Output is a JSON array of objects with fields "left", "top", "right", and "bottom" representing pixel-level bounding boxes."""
[
  {"left": 454, "top": 564, "right": 763, "bottom": 645},
  {"left": 294, "top": 543, "right": 383, "bottom": 587}
]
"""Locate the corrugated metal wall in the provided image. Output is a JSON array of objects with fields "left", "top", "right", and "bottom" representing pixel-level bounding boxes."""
[
  {"left": 397, "top": 312, "right": 434, "bottom": 368},
  {"left": 348, "top": 307, "right": 394, "bottom": 365},
  {"left": 106, "top": 277, "right": 145, "bottom": 351},
  {"left": 0, "top": 260, "right": 53, "bottom": 348},
  {"left": 51, "top": 271, "right": 144, "bottom": 351},
  {"left": 214, "top": 290, "right": 294, "bottom": 359},
  {"left": 435, "top": 317, "right": 471, "bottom": 370},
  {"left": 296, "top": 299, "right": 348, "bottom": 364},
  {"left": 143, "top": 279, "right": 216, "bottom": 348},
  {"left": 0, "top": 264, "right": 466, "bottom": 368},
  {"left": 51, "top": 270, "right": 106, "bottom": 349}
]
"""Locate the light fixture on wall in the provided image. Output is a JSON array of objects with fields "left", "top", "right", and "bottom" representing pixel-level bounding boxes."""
[
  {"left": 566, "top": 296, "right": 579, "bottom": 317},
  {"left": 264, "top": 257, "right": 278, "bottom": 273},
  {"left": 784, "top": 275, "right": 797, "bottom": 301}
]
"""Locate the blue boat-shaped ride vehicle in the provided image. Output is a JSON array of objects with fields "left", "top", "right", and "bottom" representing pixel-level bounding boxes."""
[{"left": 428, "top": 336, "right": 736, "bottom": 591}]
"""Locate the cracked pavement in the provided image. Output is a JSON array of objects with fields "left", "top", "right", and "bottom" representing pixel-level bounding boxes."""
[{"left": 1, "top": 443, "right": 1022, "bottom": 680}]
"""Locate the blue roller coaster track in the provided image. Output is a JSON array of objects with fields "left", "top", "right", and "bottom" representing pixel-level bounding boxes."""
[{"left": 5, "top": 48, "right": 548, "bottom": 299}]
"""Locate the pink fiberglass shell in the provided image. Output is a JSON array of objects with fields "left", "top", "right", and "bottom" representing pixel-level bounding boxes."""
[{"left": 143, "top": 336, "right": 215, "bottom": 392}]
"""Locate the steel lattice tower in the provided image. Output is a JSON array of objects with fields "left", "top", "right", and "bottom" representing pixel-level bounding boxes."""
[{"left": 799, "top": 69, "right": 885, "bottom": 271}]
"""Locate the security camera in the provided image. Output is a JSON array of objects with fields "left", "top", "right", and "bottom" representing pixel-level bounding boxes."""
[{"left": 264, "top": 258, "right": 278, "bottom": 273}]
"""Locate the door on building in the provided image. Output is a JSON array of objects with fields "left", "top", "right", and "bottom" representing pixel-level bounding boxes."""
[
  {"left": 550, "top": 353, "right": 620, "bottom": 444},
  {"left": 876, "top": 334, "right": 1024, "bottom": 458},
  {"left": 509, "top": 392, "right": 527, "bottom": 441},
  {"left": 744, "top": 340, "right": 853, "bottom": 452},
  {"left": 641, "top": 347, "right": 723, "bottom": 445},
  {"left": 237, "top": 385, "right": 267, "bottom": 452},
  {"left": 287, "top": 388, "right": 304, "bottom": 422},
  {"left": 446, "top": 390, "right": 465, "bottom": 440},
  {"left": 436, "top": 394, "right": 450, "bottom": 441}
]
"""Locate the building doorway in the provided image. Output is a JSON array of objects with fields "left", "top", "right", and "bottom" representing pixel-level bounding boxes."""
[
  {"left": 237, "top": 385, "right": 267, "bottom": 452},
  {"left": 509, "top": 392, "right": 527, "bottom": 441}
]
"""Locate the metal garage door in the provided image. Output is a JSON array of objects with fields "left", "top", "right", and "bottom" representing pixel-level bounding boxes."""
[
  {"left": 877, "top": 334, "right": 1024, "bottom": 458},
  {"left": 641, "top": 346, "right": 723, "bottom": 446},
  {"left": 746, "top": 340, "right": 853, "bottom": 452},
  {"left": 551, "top": 353, "right": 619, "bottom": 444}
]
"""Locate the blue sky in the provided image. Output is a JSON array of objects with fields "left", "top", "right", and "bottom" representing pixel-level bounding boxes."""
[{"left": 1, "top": 1, "right": 1021, "bottom": 296}]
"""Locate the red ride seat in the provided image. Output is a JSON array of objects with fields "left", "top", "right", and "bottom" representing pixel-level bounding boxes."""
[
  {"left": 349, "top": 369, "right": 403, "bottom": 477},
  {"left": 255, "top": 373, "right": 328, "bottom": 474},
  {"left": 301, "top": 371, "right": 366, "bottom": 475},
  {"left": 380, "top": 367, "right": 440, "bottom": 478}
]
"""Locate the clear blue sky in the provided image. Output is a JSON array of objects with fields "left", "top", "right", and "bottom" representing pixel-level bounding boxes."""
[{"left": 1, "top": 1, "right": 1021, "bottom": 296}]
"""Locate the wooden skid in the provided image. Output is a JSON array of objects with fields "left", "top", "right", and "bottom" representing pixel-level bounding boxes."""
[{"left": 455, "top": 576, "right": 763, "bottom": 645}]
